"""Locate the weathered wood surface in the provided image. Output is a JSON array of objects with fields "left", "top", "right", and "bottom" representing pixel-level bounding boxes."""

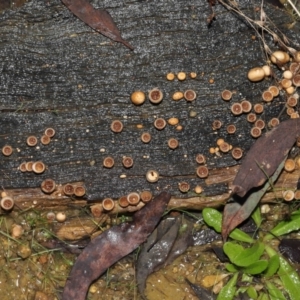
[{"left": 0, "top": 0, "right": 299, "bottom": 203}]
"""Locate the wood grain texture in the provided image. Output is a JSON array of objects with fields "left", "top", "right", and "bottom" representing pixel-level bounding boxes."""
[{"left": 0, "top": 0, "right": 298, "bottom": 202}]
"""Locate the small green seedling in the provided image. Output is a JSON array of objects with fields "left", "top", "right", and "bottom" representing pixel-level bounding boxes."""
[{"left": 203, "top": 206, "right": 300, "bottom": 300}]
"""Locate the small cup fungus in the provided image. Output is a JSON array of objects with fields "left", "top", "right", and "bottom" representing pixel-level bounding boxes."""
[
  {"left": 195, "top": 154, "right": 206, "bottom": 164},
  {"left": 127, "top": 192, "right": 140, "bottom": 205},
  {"left": 41, "top": 179, "right": 56, "bottom": 194},
  {"left": 247, "top": 113, "right": 257, "bottom": 123},
  {"left": 283, "top": 70, "right": 293, "bottom": 79},
  {"left": 26, "top": 136, "right": 38, "bottom": 147},
  {"left": 41, "top": 135, "right": 51, "bottom": 145},
  {"left": 231, "top": 147, "right": 243, "bottom": 160},
  {"left": 122, "top": 156, "right": 134, "bottom": 168},
  {"left": 230, "top": 103, "right": 243, "bottom": 115},
  {"left": 253, "top": 103, "right": 264, "bottom": 114},
  {"left": 287, "top": 95, "right": 298, "bottom": 107},
  {"left": 292, "top": 74, "right": 300, "bottom": 87},
  {"left": 166, "top": 73, "right": 175, "bottom": 81},
  {"left": 247, "top": 67, "right": 265, "bottom": 82},
  {"left": 262, "top": 91, "right": 273, "bottom": 102},
  {"left": 177, "top": 72, "right": 186, "bottom": 81},
  {"left": 146, "top": 170, "right": 159, "bottom": 183},
  {"left": 168, "top": 117, "right": 179, "bottom": 126},
  {"left": 131, "top": 91, "right": 146, "bottom": 105},
  {"left": 250, "top": 127, "right": 261, "bottom": 138},
  {"left": 194, "top": 185, "right": 203, "bottom": 194},
  {"left": 25, "top": 161, "right": 33, "bottom": 172},
  {"left": 254, "top": 119, "right": 265, "bottom": 129},
  {"left": 190, "top": 72, "right": 197, "bottom": 79},
  {"left": 268, "top": 118, "right": 280, "bottom": 128},
  {"left": 241, "top": 100, "right": 252, "bottom": 113},
  {"left": 154, "top": 118, "right": 166, "bottom": 130},
  {"left": 102, "top": 198, "right": 115, "bottom": 211},
  {"left": 219, "top": 142, "right": 230, "bottom": 153},
  {"left": 32, "top": 161, "right": 46, "bottom": 174},
  {"left": 196, "top": 166, "right": 209, "bottom": 178},
  {"left": 45, "top": 128, "right": 55, "bottom": 138},
  {"left": 268, "top": 86, "right": 279, "bottom": 97},
  {"left": 0, "top": 196, "right": 14, "bottom": 211},
  {"left": 63, "top": 183, "right": 74, "bottom": 196},
  {"left": 281, "top": 78, "right": 292, "bottom": 89},
  {"left": 221, "top": 90, "right": 232, "bottom": 101},
  {"left": 284, "top": 159, "right": 296, "bottom": 172},
  {"left": 167, "top": 138, "right": 179, "bottom": 149},
  {"left": 140, "top": 190, "right": 152, "bottom": 202},
  {"left": 270, "top": 51, "right": 290, "bottom": 65},
  {"left": 172, "top": 91, "right": 184, "bottom": 101},
  {"left": 289, "top": 62, "right": 300, "bottom": 73},
  {"left": 283, "top": 190, "right": 295, "bottom": 202},
  {"left": 110, "top": 120, "right": 124, "bottom": 133},
  {"left": 262, "top": 65, "right": 271, "bottom": 76},
  {"left": 118, "top": 196, "right": 129, "bottom": 208},
  {"left": 212, "top": 120, "right": 222, "bottom": 130},
  {"left": 56, "top": 212, "right": 66, "bottom": 222},
  {"left": 178, "top": 182, "right": 190, "bottom": 193},
  {"left": 19, "top": 162, "right": 27, "bottom": 172},
  {"left": 74, "top": 185, "right": 86, "bottom": 197},
  {"left": 103, "top": 156, "right": 115, "bottom": 168},
  {"left": 184, "top": 90, "right": 197, "bottom": 102},
  {"left": 226, "top": 124, "right": 236, "bottom": 134},
  {"left": 2, "top": 145, "right": 13, "bottom": 156},
  {"left": 148, "top": 88, "right": 163, "bottom": 104},
  {"left": 141, "top": 132, "right": 151, "bottom": 143}
]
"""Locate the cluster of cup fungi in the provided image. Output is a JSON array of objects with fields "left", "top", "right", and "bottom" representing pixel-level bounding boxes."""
[{"left": 245, "top": 49, "right": 300, "bottom": 203}]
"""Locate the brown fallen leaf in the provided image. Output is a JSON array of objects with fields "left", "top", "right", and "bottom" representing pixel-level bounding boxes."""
[
  {"left": 232, "top": 119, "right": 300, "bottom": 197},
  {"left": 62, "top": 191, "right": 171, "bottom": 300},
  {"left": 61, "top": 0, "right": 133, "bottom": 50}
]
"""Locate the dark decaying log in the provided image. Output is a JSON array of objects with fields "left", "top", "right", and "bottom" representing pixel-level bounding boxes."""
[{"left": 0, "top": 0, "right": 299, "bottom": 206}]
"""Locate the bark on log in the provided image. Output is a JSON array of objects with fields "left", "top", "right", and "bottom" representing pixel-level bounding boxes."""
[{"left": 0, "top": 0, "right": 299, "bottom": 206}]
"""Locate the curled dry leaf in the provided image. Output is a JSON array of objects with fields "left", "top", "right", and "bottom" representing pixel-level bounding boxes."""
[
  {"left": 62, "top": 191, "right": 171, "bottom": 300},
  {"left": 61, "top": 0, "right": 133, "bottom": 50},
  {"left": 232, "top": 119, "right": 300, "bottom": 197}
]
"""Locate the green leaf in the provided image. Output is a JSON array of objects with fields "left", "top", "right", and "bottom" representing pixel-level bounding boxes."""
[
  {"left": 203, "top": 208, "right": 254, "bottom": 243},
  {"left": 242, "top": 260, "right": 268, "bottom": 275},
  {"left": 277, "top": 256, "right": 300, "bottom": 300},
  {"left": 265, "top": 213, "right": 300, "bottom": 240},
  {"left": 225, "top": 263, "right": 238, "bottom": 273},
  {"left": 224, "top": 242, "right": 265, "bottom": 267},
  {"left": 264, "top": 254, "right": 279, "bottom": 277},
  {"left": 266, "top": 282, "right": 285, "bottom": 300},
  {"left": 257, "top": 292, "right": 269, "bottom": 300},
  {"left": 203, "top": 208, "right": 222, "bottom": 233},
  {"left": 216, "top": 273, "right": 238, "bottom": 300},
  {"left": 247, "top": 286, "right": 258, "bottom": 299},
  {"left": 251, "top": 206, "right": 262, "bottom": 228}
]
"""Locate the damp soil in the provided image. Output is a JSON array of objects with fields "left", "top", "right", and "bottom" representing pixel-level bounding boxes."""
[{"left": 0, "top": 202, "right": 297, "bottom": 300}]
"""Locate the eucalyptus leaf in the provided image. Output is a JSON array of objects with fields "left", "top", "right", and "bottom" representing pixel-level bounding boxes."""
[
  {"left": 216, "top": 273, "right": 238, "bottom": 300},
  {"left": 224, "top": 242, "right": 264, "bottom": 267}
]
